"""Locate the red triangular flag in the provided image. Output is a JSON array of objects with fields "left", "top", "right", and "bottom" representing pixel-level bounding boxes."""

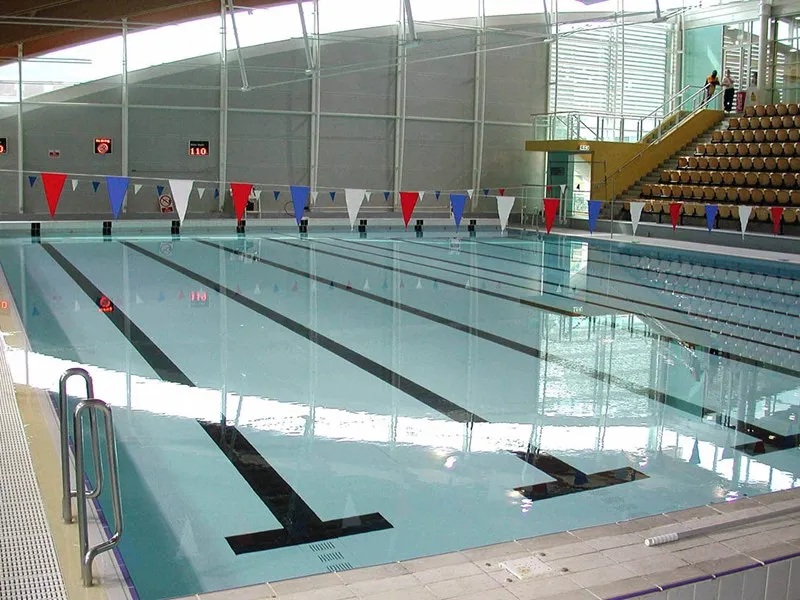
[
  {"left": 230, "top": 182, "right": 253, "bottom": 221},
  {"left": 543, "top": 198, "right": 559, "bottom": 234},
  {"left": 499, "top": 188, "right": 505, "bottom": 196},
  {"left": 400, "top": 191, "right": 420, "bottom": 228},
  {"left": 41, "top": 172, "right": 67, "bottom": 218},
  {"left": 669, "top": 202, "right": 681, "bottom": 230},
  {"left": 771, "top": 207, "right": 784, "bottom": 234}
]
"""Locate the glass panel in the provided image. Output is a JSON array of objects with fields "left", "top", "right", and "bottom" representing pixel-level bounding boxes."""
[{"left": 0, "top": 58, "right": 19, "bottom": 103}]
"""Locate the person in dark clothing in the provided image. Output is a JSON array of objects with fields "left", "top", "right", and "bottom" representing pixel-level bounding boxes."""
[
  {"left": 703, "top": 70, "right": 720, "bottom": 106},
  {"left": 722, "top": 69, "right": 736, "bottom": 112}
]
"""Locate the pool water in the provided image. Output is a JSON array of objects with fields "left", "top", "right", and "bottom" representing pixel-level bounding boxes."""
[{"left": 0, "top": 231, "right": 798, "bottom": 599}]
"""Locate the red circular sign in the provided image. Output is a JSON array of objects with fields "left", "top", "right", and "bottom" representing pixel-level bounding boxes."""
[{"left": 96, "top": 143, "right": 109, "bottom": 155}]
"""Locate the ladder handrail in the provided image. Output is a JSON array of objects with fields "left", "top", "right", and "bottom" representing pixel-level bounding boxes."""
[
  {"left": 74, "top": 398, "right": 124, "bottom": 587},
  {"left": 59, "top": 367, "right": 102, "bottom": 524}
]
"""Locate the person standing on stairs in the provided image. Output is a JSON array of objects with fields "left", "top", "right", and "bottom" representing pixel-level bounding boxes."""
[
  {"left": 721, "top": 69, "right": 736, "bottom": 112},
  {"left": 703, "top": 70, "right": 720, "bottom": 107}
]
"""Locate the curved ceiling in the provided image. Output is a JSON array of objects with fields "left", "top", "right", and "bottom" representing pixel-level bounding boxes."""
[{"left": 0, "top": 0, "right": 283, "bottom": 58}]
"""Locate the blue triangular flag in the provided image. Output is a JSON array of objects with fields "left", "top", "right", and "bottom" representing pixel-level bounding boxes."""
[
  {"left": 28, "top": 175, "right": 37, "bottom": 188},
  {"left": 450, "top": 193, "right": 467, "bottom": 229},
  {"left": 92, "top": 181, "right": 100, "bottom": 192},
  {"left": 690, "top": 439, "right": 701, "bottom": 465},
  {"left": 588, "top": 200, "right": 602, "bottom": 234},
  {"left": 329, "top": 191, "right": 336, "bottom": 202},
  {"left": 435, "top": 191, "right": 441, "bottom": 200},
  {"left": 157, "top": 185, "right": 164, "bottom": 196},
  {"left": 214, "top": 188, "right": 219, "bottom": 199},
  {"left": 290, "top": 185, "right": 310, "bottom": 225},
  {"left": 383, "top": 191, "right": 391, "bottom": 202},
  {"left": 274, "top": 190, "right": 280, "bottom": 201},
  {"left": 705, "top": 204, "right": 718, "bottom": 231},
  {"left": 483, "top": 188, "right": 489, "bottom": 196},
  {"left": 32, "top": 305, "right": 39, "bottom": 316},
  {"left": 105, "top": 176, "right": 129, "bottom": 219}
]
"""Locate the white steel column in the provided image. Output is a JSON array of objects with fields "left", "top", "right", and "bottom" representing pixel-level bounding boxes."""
[
  {"left": 219, "top": 0, "right": 229, "bottom": 212},
  {"left": 757, "top": 0, "right": 770, "bottom": 94},
  {"left": 393, "top": 4, "right": 408, "bottom": 210},
  {"left": 17, "top": 44, "right": 23, "bottom": 214},
  {"left": 472, "top": 0, "right": 486, "bottom": 212},
  {"left": 309, "top": 0, "right": 321, "bottom": 198},
  {"left": 121, "top": 18, "right": 129, "bottom": 211}
]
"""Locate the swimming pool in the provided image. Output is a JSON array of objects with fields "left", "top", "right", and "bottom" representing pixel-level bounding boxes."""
[{"left": 1, "top": 230, "right": 798, "bottom": 599}]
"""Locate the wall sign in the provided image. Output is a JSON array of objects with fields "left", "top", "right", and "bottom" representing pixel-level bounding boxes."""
[
  {"left": 159, "top": 194, "right": 175, "bottom": 213},
  {"left": 94, "top": 137, "right": 112, "bottom": 155},
  {"left": 579, "top": 144, "right": 591, "bottom": 152},
  {"left": 48, "top": 149, "right": 60, "bottom": 158},
  {"left": 189, "top": 141, "right": 210, "bottom": 156},
  {"left": 0, "top": 138, "right": 7, "bottom": 154}
]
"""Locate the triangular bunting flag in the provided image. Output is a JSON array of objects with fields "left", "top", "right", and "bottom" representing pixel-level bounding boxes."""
[
  {"left": 92, "top": 181, "right": 100, "bottom": 193},
  {"left": 560, "top": 184, "right": 566, "bottom": 197},
  {"left": 669, "top": 202, "right": 682, "bottom": 230},
  {"left": 197, "top": 187, "right": 206, "bottom": 200},
  {"left": 587, "top": 200, "right": 602, "bottom": 234},
  {"left": 231, "top": 182, "right": 253, "bottom": 221},
  {"left": 254, "top": 284, "right": 261, "bottom": 295},
  {"left": 771, "top": 207, "right": 784, "bottom": 235},
  {"left": 543, "top": 198, "right": 559, "bottom": 234},
  {"left": 383, "top": 191, "right": 391, "bottom": 202},
  {"left": 254, "top": 190, "right": 262, "bottom": 201},
  {"left": 739, "top": 205, "right": 752, "bottom": 237},
  {"left": 134, "top": 183, "right": 142, "bottom": 194},
  {"left": 105, "top": 176, "right": 129, "bottom": 219},
  {"left": 311, "top": 191, "right": 318, "bottom": 204},
  {"left": 496, "top": 196, "right": 515, "bottom": 233},
  {"left": 450, "top": 193, "right": 467, "bottom": 229},
  {"left": 483, "top": 188, "right": 490, "bottom": 196},
  {"left": 214, "top": 189, "right": 219, "bottom": 199},
  {"left": 157, "top": 185, "right": 165, "bottom": 196},
  {"left": 345, "top": 189, "right": 366, "bottom": 230},
  {"left": 290, "top": 186, "right": 310, "bottom": 224},
  {"left": 705, "top": 204, "right": 718, "bottom": 231},
  {"left": 28, "top": 175, "right": 37, "bottom": 188},
  {"left": 400, "top": 191, "right": 420, "bottom": 228},
  {"left": 41, "top": 173, "right": 67, "bottom": 219},
  {"left": 499, "top": 188, "right": 505, "bottom": 196},
  {"left": 169, "top": 179, "right": 193, "bottom": 224},
  {"left": 435, "top": 191, "right": 441, "bottom": 200},
  {"left": 630, "top": 201, "right": 645, "bottom": 236},
  {"left": 273, "top": 190, "right": 280, "bottom": 201},
  {"left": 329, "top": 191, "right": 336, "bottom": 203},
  {"left": 71, "top": 179, "right": 78, "bottom": 191},
  {"left": 467, "top": 189, "right": 474, "bottom": 199}
]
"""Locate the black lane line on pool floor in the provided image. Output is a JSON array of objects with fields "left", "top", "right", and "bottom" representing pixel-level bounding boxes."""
[
  {"left": 208, "top": 239, "right": 798, "bottom": 459},
  {"left": 318, "top": 237, "right": 800, "bottom": 378},
  {"left": 330, "top": 237, "right": 800, "bottom": 352},
  {"left": 42, "top": 243, "right": 395, "bottom": 555},
  {"left": 126, "top": 242, "right": 654, "bottom": 504}
]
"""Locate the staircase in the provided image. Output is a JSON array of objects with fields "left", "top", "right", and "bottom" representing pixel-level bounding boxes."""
[{"left": 613, "top": 119, "right": 731, "bottom": 216}]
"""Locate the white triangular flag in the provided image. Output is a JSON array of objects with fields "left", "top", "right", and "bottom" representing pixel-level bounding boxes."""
[
  {"left": 739, "top": 205, "right": 752, "bottom": 238},
  {"left": 560, "top": 184, "right": 566, "bottom": 197},
  {"left": 254, "top": 189, "right": 262, "bottom": 200},
  {"left": 467, "top": 189, "right": 474, "bottom": 200},
  {"left": 169, "top": 179, "right": 193, "bottom": 224},
  {"left": 345, "top": 189, "right": 367, "bottom": 230},
  {"left": 254, "top": 284, "right": 261, "bottom": 295},
  {"left": 135, "top": 293, "right": 143, "bottom": 304},
  {"left": 630, "top": 201, "right": 645, "bottom": 236},
  {"left": 71, "top": 179, "right": 78, "bottom": 191},
  {"left": 74, "top": 300, "right": 80, "bottom": 312},
  {"left": 197, "top": 187, "right": 206, "bottom": 200},
  {"left": 418, "top": 191, "right": 425, "bottom": 202},
  {"left": 363, "top": 280, "right": 370, "bottom": 291},
  {"left": 134, "top": 184, "right": 142, "bottom": 194},
  {"left": 416, "top": 278, "right": 422, "bottom": 289},
  {"left": 311, "top": 191, "right": 319, "bottom": 204},
  {"left": 497, "top": 195, "right": 515, "bottom": 233}
]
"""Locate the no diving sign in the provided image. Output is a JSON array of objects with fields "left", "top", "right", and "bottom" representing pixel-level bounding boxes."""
[{"left": 159, "top": 194, "right": 175, "bottom": 213}]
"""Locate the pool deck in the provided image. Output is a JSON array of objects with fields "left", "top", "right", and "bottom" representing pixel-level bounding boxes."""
[{"left": 2, "top": 228, "right": 799, "bottom": 600}]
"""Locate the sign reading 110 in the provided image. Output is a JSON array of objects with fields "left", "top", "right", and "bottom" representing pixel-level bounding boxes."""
[{"left": 189, "top": 141, "right": 210, "bottom": 156}]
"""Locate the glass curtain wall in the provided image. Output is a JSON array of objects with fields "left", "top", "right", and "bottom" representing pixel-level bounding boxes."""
[{"left": 772, "top": 16, "right": 800, "bottom": 104}]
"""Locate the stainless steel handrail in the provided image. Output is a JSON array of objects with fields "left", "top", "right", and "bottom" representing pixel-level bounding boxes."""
[
  {"left": 74, "top": 398, "right": 123, "bottom": 587},
  {"left": 59, "top": 367, "right": 102, "bottom": 524}
]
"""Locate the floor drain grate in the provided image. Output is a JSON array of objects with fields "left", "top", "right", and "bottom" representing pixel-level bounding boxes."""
[
  {"left": 326, "top": 563, "right": 354, "bottom": 573},
  {"left": 318, "top": 551, "right": 346, "bottom": 563},
  {"left": 309, "top": 541, "right": 336, "bottom": 552}
]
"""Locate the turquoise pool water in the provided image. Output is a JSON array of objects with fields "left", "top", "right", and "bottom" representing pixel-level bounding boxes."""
[{"left": 0, "top": 230, "right": 798, "bottom": 599}]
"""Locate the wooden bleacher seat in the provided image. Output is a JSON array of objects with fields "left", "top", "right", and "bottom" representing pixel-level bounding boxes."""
[
  {"left": 782, "top": 116, "right": 794, "bottom": 128},
  {"left": 746, "top": 171, "right": 759, "bottom": 186},
  {"left": 719, "top": 205, "right": 732, "bottom": 218},
  {"left": 696, "top": 144, "right": 706, "bottom": 155},
  {"left": 765, "top": 157, "right": 778, "bottom": 171},
  {"left": 714, "top": 187, "right": 726, "bottom": 201},
  {"left": 730, "top": 156, "right": 742, "bottom": 170},
  {"left": 681, "top": 185, "right": 693, "bottom": 199},
  {"left": 777, "top": 129, "right": 789, "bottom": 141},
  {"left": 690, "top": 171, "right": 701, "bottom": 184},
  {"left": 725, "top": 143, "right": 737, "bottom": 155},
  {"left": 719, "top": 157, "right": 731, "bottom": 169},
  {"left": 753, "top": 156, "right": 766, "bottom": 170},
  {"left": 711, "top": 171, "right": 723, "bottom": 184},
  {"left": 764, "top": 189, "right": 778, "bottom": 204},
  {"left": 782, "top": 143, "right": 794, "bottom": 156},
  {"left": 755, "top": 130, "right": 766, "bottom": 142},
  {"left": 759, "top": 142, "right": 771, "bottom": 156},
  {"left": 716, "top": 143, "right": 727, "bottom": 156},
  {"left": 771, "top": 142, "right": 783, "bottom": 155},
  {"left": 758, "top": 172, "right": 771, "bottom": 186},
  {"left": 795, "top": 142, "right": 800, "bottom": 155},
  {"left": 751, "top": 188, "right": 764, "bottom": 203},
  {"left": 789, "top": 129, "right": 800, "bottom": 141},
  {"left": 748, "top": 143, "right": 759, "bottom": 155},
  {"left": 688, "top": 156, "right": 699, "bottom": 169},
  {"left": 767, "top": 104, "right": 778, "bottom": 116},
  {"left": 671, "top": 170, "right": 681, "bottom": 182},
  {"left": 738, "top": 188, "right": 751, "bottom": 203},
  {"left": 731, "top": 206, "right": 741, "bottom": 219},
  {"left": 741, "top": 156, "right": 753, "bottom": 170},
  {"left": 770, "top": 172, "right": 783, "bottom": 186},
  {"left": 767, "top": 129, "right": 779, "bottom": 142},
  {"left": 743, "top": 130, "right": 755, "bottom": 142},
  {"left": 755, "top": 105, "right": 766, "bottom": 117},
  {"left": 660, "top": 171, "right": 670, "bottom": 182},
  {"left": 760, "top": 117, "right": 771, "bottom": 128},
  {"left": 722, "top": 172, "right": 735, "bottom": 185},
  {"left": 695, "top": 203, "right": 706, "bottom": 217},
  {"left": 709, "top": 156, "right": 720, "bottom": 169},
  {"left": 701, "top": 171, "right": 712, "bottom": 184},
  {"left": 786, "top": 208, "right": 798, "bottom": 223},
  {"left": 756, "top": 207, "right": 770, "bottom": 221},
  {"left": 642, "top": 183, "right": 652, "bottom": 196},
  {"left": 739, "top": 117, "right": 750, "bottom": 129},
  {"left": 643, "top": 201, "right": 653, "bottom": 212},
  {"left": 680, "top": 171, "right": 691, "bottom": 183},
  {"left": 692, "top": 186, "right": 704, "bottom": 200},
  {"left": 726, "top": 188, "right": 738, "bottom": 202},
  {"left": 734, "top": 172, "right": 746, "bottom": 185},
  {"left": 733, "top": 130, "right": 744, "bottom": 142},
  {"left": 790, "top": 104, "right": 800, "bottom": 116},
  {"left": 777, "top": 103, "right": 788, "bottom": 116},
  {"left": 791, "top": 191, "right": 800, "bottom": 205},
  {"left": 777, "top": 190, "right": 790, "bottom": 205},
  {"left": 795, "top": 116, "right": 800, "bottom": 128},
  {"left": 712, "top": 131, "right": 723, "bottom": 142},
  {"left": 782, "top": 171, "right": 795, "bottom": 186},
  {"left": 791, "top": 157, "right": 800, "bottom": 171},
  {"left": 671, "top": 184, "right": 682, "bottom": 197},
  {"left": 698, "top": 157, "right": 709, "bottom": 169},
  {"left": 702, "top": 187, "right": 714, "bottom": 200},
  {"left": 771, "top": 116, "right": 783, "bottom": 128},
  {"left": 722, "top": 130, "right": 733, "bottom": 142}
]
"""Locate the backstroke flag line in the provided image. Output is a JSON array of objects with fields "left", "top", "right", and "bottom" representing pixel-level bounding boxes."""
[
  {"left": 41, "top": 172, "right": 67, "bottom": 218},
  {"left": 290, "top": 185, "right": 310, "bottom": 224},
  {"left": 630, "top": 201, "right": 644, "bottom": 235},
  {"left": 169, "top": 179, "right": 194, "bottom": 224},
  {"left": 450, "top": 193, "right": 467, "bottom": 229},
  {"left": 497, "top": 195, "right": 514, "bottom": 233},
  {"left": 231, "top": 182, "right": 253, "bottom": 221},
  {"left": 106, "top": 176, "right": 129, "bottom": 219},
  {"left": 345, "top": 189, "right": 366, "bottom": 229}
]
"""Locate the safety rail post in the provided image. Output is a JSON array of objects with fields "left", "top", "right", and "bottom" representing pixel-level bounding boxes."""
[
  {"left": 74, "top": 399, "right": 123, "bottom": 587},
  {"left": 59, "top": 368, "right": 102, "bottom": 524}
]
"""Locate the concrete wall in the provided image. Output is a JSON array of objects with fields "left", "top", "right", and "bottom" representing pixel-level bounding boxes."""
[{"left": 0, "top": 17, "right": 547, "bottom": 220}]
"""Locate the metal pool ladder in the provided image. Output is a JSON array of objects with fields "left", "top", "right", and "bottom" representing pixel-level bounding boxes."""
[{"left": 58, "top": 368, "right": 124, "bottom": 587}]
